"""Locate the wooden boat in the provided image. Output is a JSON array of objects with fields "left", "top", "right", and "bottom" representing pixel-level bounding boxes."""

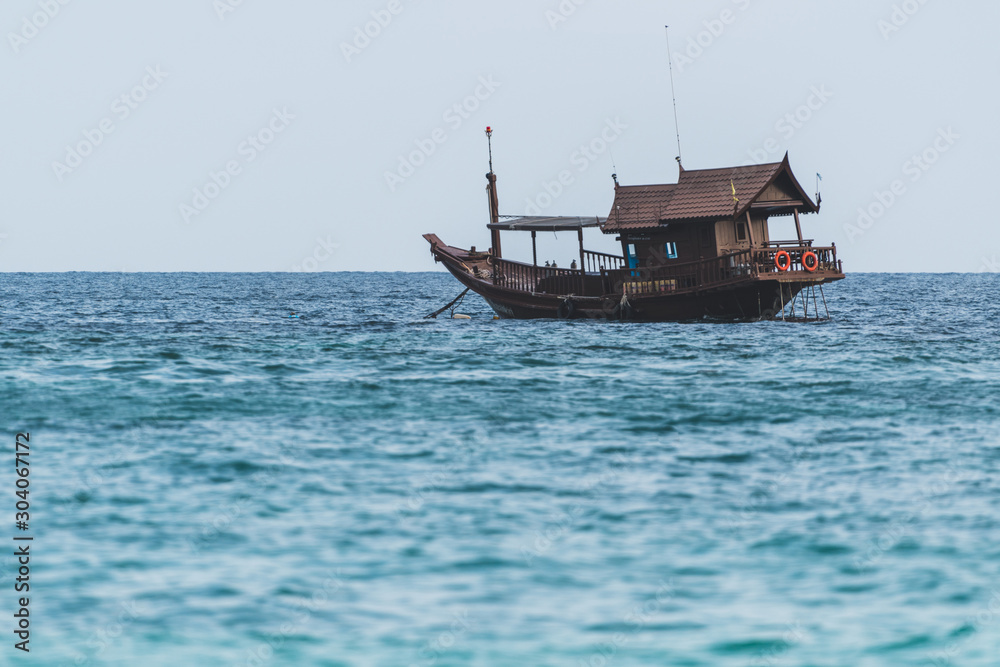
[{"left": 424, "top": 129, "right": 845, "bottom": 321}]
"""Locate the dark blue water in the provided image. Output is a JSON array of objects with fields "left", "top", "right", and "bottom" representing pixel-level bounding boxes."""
[{"left": 2, "top": 273, "right": 999, "bottom": 666}]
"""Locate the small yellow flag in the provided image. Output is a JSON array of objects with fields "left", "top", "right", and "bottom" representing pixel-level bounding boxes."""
[{"left": 731, "top": 180, "right": 739, "bottom": 203}]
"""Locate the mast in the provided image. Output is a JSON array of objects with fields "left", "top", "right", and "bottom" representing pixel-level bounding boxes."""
[
  {"left": 486, "top": 127, "right": 502, "bottom": 258},
  {"left": 665, "top": 26, "right": 684, "bottom": 170}
]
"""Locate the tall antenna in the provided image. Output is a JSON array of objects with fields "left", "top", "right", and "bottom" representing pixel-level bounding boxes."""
[
  {"left": 486, "top": 126, "right": 494, "bottom": 174},
  {"left": 665, "top": 25, "right": 683, "bottom": 167}
]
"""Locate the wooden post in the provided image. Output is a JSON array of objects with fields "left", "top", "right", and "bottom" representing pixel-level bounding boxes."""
[
  {"left": 578, "top": 227, "right": 586, "bottom": 294},
  {"left": 793, "top": 207, "right": 803, "bottom": 244},
  {"left": 744, "top": 211, "right": 756, "bottom": 247},
  {"left": 491, "top": 229, "right": 502, "bottom": 260},
  {"left": 487, "top": 172, "right": 502, "bottom": 259},
  {"left": 532, "top": 231, "right": 538, "bottom": 266}
]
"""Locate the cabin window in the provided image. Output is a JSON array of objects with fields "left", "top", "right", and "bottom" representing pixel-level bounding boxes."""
[
  {"left": 665, "top": 242, "right": 678, "bottom": 259},
  {"left": 736, "top": 223, "right": 747, "bottom": 242}
]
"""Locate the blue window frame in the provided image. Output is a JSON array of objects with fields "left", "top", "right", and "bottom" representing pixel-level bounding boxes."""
[
  {"left": 626, "top": 244, "right": 638, "bottom": 269},
  {"left": 665, "top": 242, "right": 678, "bottom": 259}
]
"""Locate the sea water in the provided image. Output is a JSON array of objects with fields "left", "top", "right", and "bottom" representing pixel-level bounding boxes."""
[{"left": 1, "top": 272, "right": 999, "bottom": 666}]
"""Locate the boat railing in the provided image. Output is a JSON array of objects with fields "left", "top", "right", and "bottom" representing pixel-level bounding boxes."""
[
  {"left": 761, "top": 239, "right": 815, "bottom": 248},
  {"left": 493, "top": 245, "right": 840, "bottom": 297},
  {"left": 753, "top": 245, "right": 839, "bottom": 275},
  {"left": 583, "top": 250, "right": 626, "bottom": 273},
  {"left": 602, "top": 245, "right": 840, "bottom": 296},
  {"left": 602, "top": 249, "right": 755, "bottom": 296},
  {"left": 491, "top": 258, "right": 583, "bottom": 295}
]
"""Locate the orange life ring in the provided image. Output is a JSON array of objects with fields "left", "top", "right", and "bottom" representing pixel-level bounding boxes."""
[
  {"left": 802, "top": 251, "right": 818, "bottom": 273},
  {"left": 774, "top": 251, "right": 791, "bottom": 272}
]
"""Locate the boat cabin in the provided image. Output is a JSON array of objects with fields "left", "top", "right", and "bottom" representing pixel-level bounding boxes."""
[{"left": 603, "top": 153, "right": 820, "bottom": 269}]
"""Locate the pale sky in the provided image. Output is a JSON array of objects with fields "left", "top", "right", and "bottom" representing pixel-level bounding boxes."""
[{"left": 2, "top": 0, "right": 997, "bottom": 272}]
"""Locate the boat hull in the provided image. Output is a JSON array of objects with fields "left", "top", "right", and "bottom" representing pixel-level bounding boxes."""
[
  {"left": 440, "top": 257, "right": 825, "bottom": 322},
  {"left": 425, "top": 234, "right": 842, "bottom": 322}
]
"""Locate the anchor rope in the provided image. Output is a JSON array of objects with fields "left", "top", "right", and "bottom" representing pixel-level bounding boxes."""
[{"left": 425, "top": 288, "right": 470, "bottom": 319}]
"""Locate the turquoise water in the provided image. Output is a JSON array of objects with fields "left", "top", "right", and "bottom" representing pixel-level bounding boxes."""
[{"left": 2, "top": 273, "right": 999, "bottom": 666}]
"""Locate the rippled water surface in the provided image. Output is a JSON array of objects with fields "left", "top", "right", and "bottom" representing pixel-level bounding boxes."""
[{"left": 2, "top": 272, "right": 1000, "bottom": 666}]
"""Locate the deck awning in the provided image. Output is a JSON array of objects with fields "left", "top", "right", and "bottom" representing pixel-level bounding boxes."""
[{"left": 487, "top": 216, "right": 607, "bottom": 232}]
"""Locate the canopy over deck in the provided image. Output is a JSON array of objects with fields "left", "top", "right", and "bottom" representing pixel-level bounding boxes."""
[{"left": 488, "top": 216, "right": 607, "bottom": 232}]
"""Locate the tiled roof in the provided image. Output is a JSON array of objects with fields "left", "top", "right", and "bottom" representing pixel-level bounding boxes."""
[
  {"left": 664, "top": 162, "right": 784, "bottom": 221},
  {"left": 603, "top": 184, "right": 677, "bottom": 231},
  {"left": 603, "top": 155, "right": 813, "bottom": 232}
]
